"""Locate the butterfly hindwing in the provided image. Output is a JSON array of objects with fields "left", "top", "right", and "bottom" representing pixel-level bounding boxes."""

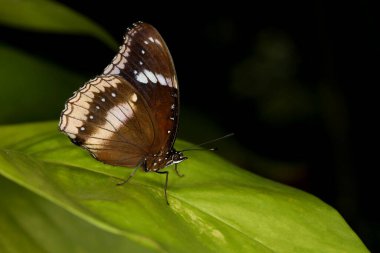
[{"left": 59, "top": 75, "right": 155, "bottom": 166}]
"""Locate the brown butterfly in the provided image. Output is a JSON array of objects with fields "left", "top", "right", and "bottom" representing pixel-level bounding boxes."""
[{"left": 59, "top": 22, "right": 187, "bottom": 204}]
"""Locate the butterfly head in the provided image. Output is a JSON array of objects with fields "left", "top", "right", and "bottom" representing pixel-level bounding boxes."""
[
  {"left": 170, "top": 150, "right": 187, "bottom": 165},
  {"left": 144, "top": 149, "right": 187, "bottom": 172}
]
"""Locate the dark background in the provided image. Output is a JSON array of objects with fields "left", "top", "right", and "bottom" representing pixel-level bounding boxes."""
[{"left": 1, "top": 1, "right": 377, "bottom": 251}]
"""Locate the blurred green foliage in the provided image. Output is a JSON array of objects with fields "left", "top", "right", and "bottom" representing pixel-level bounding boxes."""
[
  {"left": 0, "top": 0, "right": 117, "bottom": 48},
  {"left": 0, "top": 44, "right": 85, "bottom": 123},
  {"left": 231, "top": 30, "right": 316, "bottom": 124}
]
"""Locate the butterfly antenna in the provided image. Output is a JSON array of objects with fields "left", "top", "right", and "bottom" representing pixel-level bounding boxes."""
[{"left": 180, "top": 133, "right": 234, "bottom": 152}]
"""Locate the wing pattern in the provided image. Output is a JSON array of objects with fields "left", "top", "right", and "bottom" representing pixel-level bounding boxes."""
[{"left": 59, "top": 22, "right": 180, "bottom": 170}]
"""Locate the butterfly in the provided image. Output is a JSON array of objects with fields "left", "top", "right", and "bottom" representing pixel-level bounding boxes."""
[{"left": 59, "top": 21, "right": 187, "bottom": 204}]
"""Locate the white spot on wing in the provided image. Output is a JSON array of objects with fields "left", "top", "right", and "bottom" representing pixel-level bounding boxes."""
[
  {"left": 110, "top": 68, "right": 120, "bottom": 75},
  {"left": 144, "top": 70, "right": 158, "bottom": 83},
  {"left": 136, "top": 72, "right": 148, "bottom": 84},
  {"left": 155, "top": 39, "right": 162, "bottom": 46},
  {"left": 131, "top": 93, "right": 138, "bottom": 102},
  {"left": 117, "top": 57, "right": 127, "bottom": 69},
  {"left": 104, "top": 64, "right": 113, "bottom": 74},
  {"left": 156, "top": 74, "right": 166, "bottom": 86},
  {"left": 149, "top": 37, "right": 154, "bottom": 43},
  {"left": 120, "top": 44, "right": 126, "bottom": 53},
  {"left": 166, "top": 77, "right": 173, "bottom": 87},
  {"left": 113, "top": 54, "right": 122, "bottom": 64}
]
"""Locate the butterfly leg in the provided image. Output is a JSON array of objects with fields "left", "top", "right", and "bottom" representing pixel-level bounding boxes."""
[
  {"left": 156, "top": 171, "right": 169, "bottom": 205},
  {"left": 174, "top": 164, "right": 184, "bottom": 177},
  {"left": 116, "top": 166, "right": 139, "bottom": 186}
]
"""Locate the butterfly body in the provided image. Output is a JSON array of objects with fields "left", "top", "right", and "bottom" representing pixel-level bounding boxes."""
[{"left": 59, "top": 22, "right": 186, "bottom": 191}]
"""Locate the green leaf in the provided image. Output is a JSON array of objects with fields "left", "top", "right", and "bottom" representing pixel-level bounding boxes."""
[
  {"left": 0, "top": 121, "right": 368, "bottom": 252},
  {"left": 0, "top": 0, "right": 117, "bottom": 48},
  {"left": 0, "top": 43, "right": 85, "bottom": 124},
  {"left": 0, "top": 176, "right": 153, "bottom": 253}
]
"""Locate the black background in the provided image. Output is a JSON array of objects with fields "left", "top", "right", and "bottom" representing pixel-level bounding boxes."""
[{"left": 1, "top": 0, "right": 378, "bottom": 250}]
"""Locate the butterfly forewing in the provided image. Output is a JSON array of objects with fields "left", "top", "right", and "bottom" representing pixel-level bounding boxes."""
[
  {"left": 103, "top": 22, "right": 178, "bottom": 98},
  {"left": 60, "top": 22, "right": 180, "bottom": 170},
  {"left": 103, "top": 22, "right": 180, "bottom": 165}
]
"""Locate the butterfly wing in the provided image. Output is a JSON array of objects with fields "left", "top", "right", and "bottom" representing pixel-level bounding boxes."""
[
  {"left": 60, "top": 22, "right": 179, "bottom": 169},
  {"left": 104, "top": 22, "right": 178, "bottom": 102},
  {"left": 103, "top": 22, "right": 180, "bottom": 164},
  {"left": 59, "top": 75, "right": 155, "bottom": 167}
]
